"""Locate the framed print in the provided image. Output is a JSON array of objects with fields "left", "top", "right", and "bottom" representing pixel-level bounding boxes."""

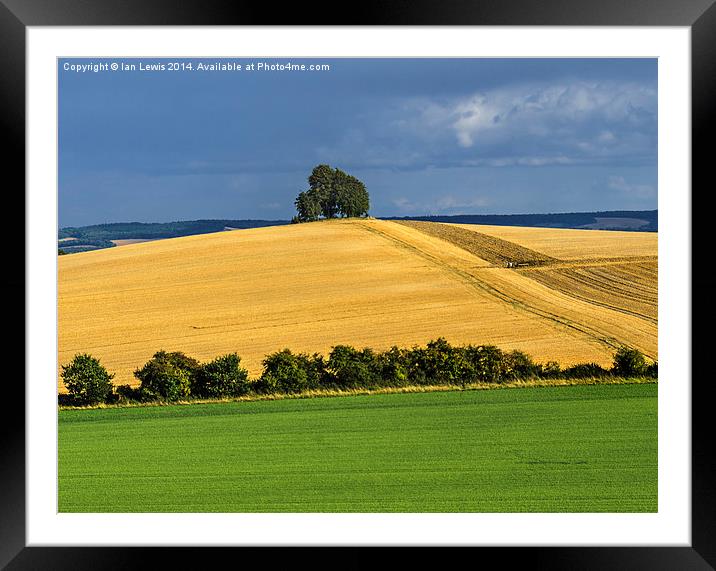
[{"left": 4, "top": 0, "right": 715, "bottom": 568}]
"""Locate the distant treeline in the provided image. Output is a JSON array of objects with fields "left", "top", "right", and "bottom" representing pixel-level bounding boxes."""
[
  {"left": 59, "top": 339, "right": 657, "bottom": 407},
  {"left": 59, "top": 219, "right": 291, "bottom": 241},
  {"left": 58, "top": 211, "right": 657, "bottom": 252},
  {"left": 384, "top": 210, "right": 658, "bottom": 232},
  {"left": 58, "top": 238, "right": 117, "bottom": 255}
]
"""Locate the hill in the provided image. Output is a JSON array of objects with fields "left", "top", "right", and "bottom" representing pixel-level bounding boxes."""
[{"left": 58, "top": 219, "right": 657, "bottom": 391}]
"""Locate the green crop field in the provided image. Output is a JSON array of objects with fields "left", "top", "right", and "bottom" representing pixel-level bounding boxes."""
[{"left": 58, "top": 384, "right": 657, "bottom": 512}]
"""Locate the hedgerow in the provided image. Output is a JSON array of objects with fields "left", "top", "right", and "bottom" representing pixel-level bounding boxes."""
[{"left": 60, "top": 341, "right": 657, "bottom": 406}]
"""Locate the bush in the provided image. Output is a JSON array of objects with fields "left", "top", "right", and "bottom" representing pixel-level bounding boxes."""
[
  {"left": 61, "top": 353, "right": 115, "bottom": 405},
  {"left": 422, "top": 338, "right": 466, "bottom": 385},
  {"left": 327, "top": 345, "right": 381, "bottom": 389},
  {"left": 115, "top": 384, "right": 145, "bottom": 403},
  {"left": 501, "top": 350, "right": 540, "bottom": 380},
  {"left": 258, "top": 349, "right": 326, "bottom": 394},
  {"left": 133, "top": 350, "right": 198, "bottom": 401},
  {"left": 402, "top": 346, "right": 429, "bottom": 385},
  {"left": 400, "top": 338, "right": 469, "bottom": 386},
  {"left": 562, "top": 362, "right": 611, "bottom": 379},
  {"left": 540, "top": 361, "right": 562, "bottom": 378},
  {"left": 192, "top": 353, "right": 250, "bottom": 398},
  {"left": 612, "top": 346, "right": 647, "bottom": 377},
  {"left": 375, "top": 346, "right": 409, "bottom": 387},
  {"left": 462, "top": 345, "right": 504, "bottom": 383},
  {"left": 645, "top": 361, "right": 658, "bottom": 378}
]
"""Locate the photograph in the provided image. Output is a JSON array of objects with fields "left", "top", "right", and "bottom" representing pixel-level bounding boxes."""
[{"left": 56, "top": 56, "right": 659, "bottom": 514}]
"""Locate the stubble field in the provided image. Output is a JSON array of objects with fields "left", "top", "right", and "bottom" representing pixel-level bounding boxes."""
[{"left": 58, "top": 219, "right": 657, "bottom": 390}]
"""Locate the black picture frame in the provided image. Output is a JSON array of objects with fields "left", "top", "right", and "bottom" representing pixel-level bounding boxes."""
[{"left": 4, "top": 1, "right": 714, "bottom": 568}]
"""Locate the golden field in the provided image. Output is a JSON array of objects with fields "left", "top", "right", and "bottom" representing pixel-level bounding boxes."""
[{"left": 58, "top": 219, "right": 657, "bottom": 391}]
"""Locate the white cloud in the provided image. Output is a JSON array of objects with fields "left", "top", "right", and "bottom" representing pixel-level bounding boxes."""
[
  {"left": 607, "top": 175, "right": 655, "bottom": 197},
  {"left": 401, "top": 81, "right": 656, "bottom": 166},
  {"left": 391, "top": 193, "right": 490, "bottom": 215},
  {"left": 436, "top": 195, "right": 490, "bottom": 209}
]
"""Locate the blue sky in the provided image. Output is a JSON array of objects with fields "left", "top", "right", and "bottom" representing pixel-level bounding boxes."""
[{"left": 59, "top": 58, "right": 657, "bottom": 227}]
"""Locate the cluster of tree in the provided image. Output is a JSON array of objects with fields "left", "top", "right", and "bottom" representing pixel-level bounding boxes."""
[
  {"left": 293, "top": 165, "right": 370, "bottom": 223},
  {"left": 60, "top": 342, "right": 657, "bottom": 407},
  {"left": 59, "top": 350, "right": 251, "bottom": 406}
]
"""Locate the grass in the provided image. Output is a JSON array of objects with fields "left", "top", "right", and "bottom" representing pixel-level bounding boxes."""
[
  {"left": 58, "top": 219, "right": 657, "bottom": 390},
  {"left": 58, "top": 383, "right": 657, "bottom": 512},
  {"left": 58, "top": 375, "right": 655, "bottom": 411}
]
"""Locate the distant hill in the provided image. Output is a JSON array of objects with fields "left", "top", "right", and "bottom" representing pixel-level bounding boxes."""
[
  {"left": 59, "top": 219, "right": 291, "bottom": 241},
  {"left": 384, "top": 210, "right": 658, "bottom": 232}
]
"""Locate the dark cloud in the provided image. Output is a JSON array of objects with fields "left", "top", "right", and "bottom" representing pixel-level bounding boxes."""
[{"left": 59, "top": 58, "right": 657, "bottom": 227}]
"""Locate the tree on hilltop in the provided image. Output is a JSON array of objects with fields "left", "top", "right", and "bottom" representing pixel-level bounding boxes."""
[{"left": 293, "top": 164, "right": 369, "bottom": 222}]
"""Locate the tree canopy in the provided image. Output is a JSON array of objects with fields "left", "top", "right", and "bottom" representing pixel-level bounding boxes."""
[{"left": 293, "top": 165, "right": 370, "bottom": 222}]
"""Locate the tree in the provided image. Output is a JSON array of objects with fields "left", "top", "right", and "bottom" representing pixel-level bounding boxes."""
[
  {"left": 294, "top": 191, "right": 322, "bottom": 223},
  {"left": 308, "top": 164, "right": 339, "bottom": 218},
  {"left": 294, "top": 165, "right": 370, "bottom": 221},
  {"left": 61, "top": 353, "right": 115, "bottom": 405},
  {"left": 334, "top": 169, "right": 370, "bottom": 218}
]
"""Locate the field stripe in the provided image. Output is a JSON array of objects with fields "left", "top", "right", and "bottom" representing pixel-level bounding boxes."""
[{"left": 395, "top": 219, "right": 557, "bottom": 267}]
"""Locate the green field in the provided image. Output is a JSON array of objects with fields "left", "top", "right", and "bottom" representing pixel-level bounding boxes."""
[{"left": 58, "top": 384, "right": 657, "bottom": 512}]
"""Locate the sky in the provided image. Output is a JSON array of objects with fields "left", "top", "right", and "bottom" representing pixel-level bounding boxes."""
[{"left": 58, "top": 58, "right": 657, "bottom": 227}]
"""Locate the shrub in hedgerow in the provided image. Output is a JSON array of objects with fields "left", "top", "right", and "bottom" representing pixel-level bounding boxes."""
[
  {"left": 400, "top": 338, "right": 466, "bottom": 386},
  {"left": 645, "top": 361, "right": 658, "bottom": 379},
  {"left": 327, "top": 345, "right": 381, "bottom": 389},
  {"left": 462, "top": 345, "right": 504, "bottom": 383},
  {"left": 540, "top": 361, "right": 562, "bottom": 379},
  {"left": 133, "top": 350, "right": 199, "bottom": 401},
  {"left": 421, "top": 338, "right": 467, "bottom": 386},
  {"left": 402, "top": 346, "right": 430, "bottom": 385},
  {"left": 61, "top": 353, "right": 115, "bottom": 405},
  {"left": 562, "top": 362, "right": 611, "bottom": 379},
  {"left": 501, "top": 350, "right": 540, "bottom": 380},
  {"left": 115, "top": 384, "right": 145, "bottom": 403},
  {"left": 257, "top": 349, "right": 326, "bottom": 394},
  {"left": 192, "top": 353, "right": 250, "bottom": 398},
  {"left": 611, "top": 346, "right": 647, "bottom": 377},
  {"left": 374, "top": 346, "right": 409, "bottom": 387}
]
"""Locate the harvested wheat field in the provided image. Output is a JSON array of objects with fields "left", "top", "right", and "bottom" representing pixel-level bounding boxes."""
[{"left": 58, "top": 219, "right": 657, "bottom": 391}]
